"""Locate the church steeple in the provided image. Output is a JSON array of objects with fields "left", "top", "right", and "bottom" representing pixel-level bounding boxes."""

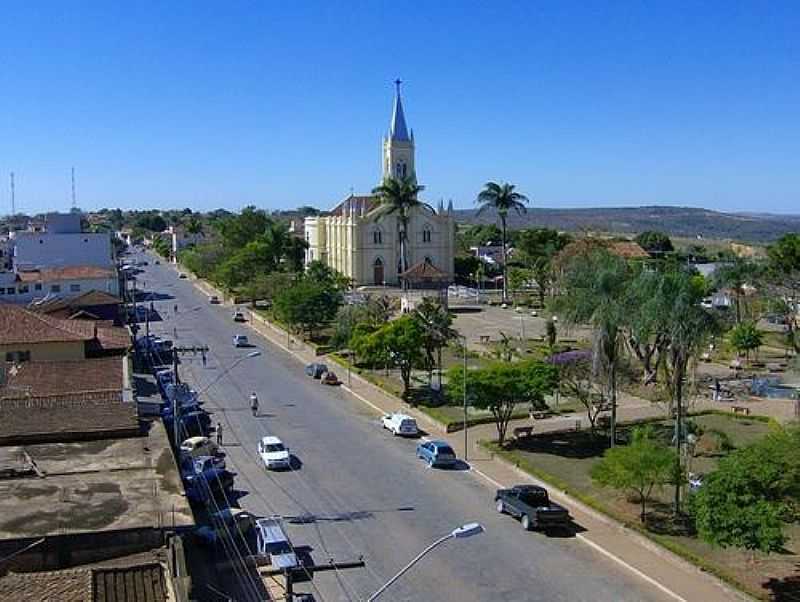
[
  {"left": 382, "top": 79, "right": 416, "bottom": 182},
  {"left": 389, "top": 79, "right": 411, "bottom": 142}
]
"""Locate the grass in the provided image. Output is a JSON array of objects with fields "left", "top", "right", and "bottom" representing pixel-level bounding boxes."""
[{"left": 483, "top": 413, "right": 796, "bottom": 600}]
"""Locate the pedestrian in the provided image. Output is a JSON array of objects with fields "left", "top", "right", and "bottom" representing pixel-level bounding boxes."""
[
  {"left": 173, "top": 326, "right": 177, "bottom": 339},
  {"left": 201, "top": 349, "right": 207, "bottom": 367},
  {"left": 216, "top": 422, "right": 223, "bottom": 445},
  {"left": 713, "top": 378, "right": 721, "bottom": 401},
  {"left": 174, "top": 304, "right": 178, "bottom": 314},
  {"left": 250, "top": 392, "right": 259, "bottom": 417}
]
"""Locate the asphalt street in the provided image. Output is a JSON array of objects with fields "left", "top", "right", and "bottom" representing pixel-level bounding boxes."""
[{"left": 137, "top": 254, "right": 670, "bottom": 602}]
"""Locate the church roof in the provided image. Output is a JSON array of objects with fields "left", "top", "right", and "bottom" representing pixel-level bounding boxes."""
[
  {"left": 328, "top": 195, "right": 379, "bottom": 217},
  {"left": 389, "top": 82, "right": 411, "bottom": 142},
  {"left": 400, "top": 260, "right": 450, "bottom": 283}
]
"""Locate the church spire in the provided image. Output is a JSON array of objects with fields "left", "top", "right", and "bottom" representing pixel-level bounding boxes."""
[{"left": 389, "top": 79, "right": 411, "bottom": 142}]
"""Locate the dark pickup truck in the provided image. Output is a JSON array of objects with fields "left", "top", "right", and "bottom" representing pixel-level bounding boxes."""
[{"left": 495, "top": 485, "right": 570, "bottom": 532}]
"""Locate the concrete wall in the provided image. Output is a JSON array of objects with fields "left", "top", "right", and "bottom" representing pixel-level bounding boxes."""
[
  {"left": 2, "top": 276, "right": 119, "bottom": 304},
  {"left": 13, "top": 232, "right": 113, "bottom": 269}
]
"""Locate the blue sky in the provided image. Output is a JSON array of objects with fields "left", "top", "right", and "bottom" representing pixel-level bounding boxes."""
[{"left": 1, "top": 2, "right": 798, "bottom": 215}]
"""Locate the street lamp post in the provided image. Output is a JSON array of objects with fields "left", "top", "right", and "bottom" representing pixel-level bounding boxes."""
[
  {"left": 366, "top": 523, "right": 484, "bottom": 602},
  {"left": 461, "top": 335, "right": 468, "bottom": 461}
]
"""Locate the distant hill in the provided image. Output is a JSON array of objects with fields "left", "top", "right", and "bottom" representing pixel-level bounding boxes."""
[{"left": 454, "top": 206, "right": 800, "bottom": 243}]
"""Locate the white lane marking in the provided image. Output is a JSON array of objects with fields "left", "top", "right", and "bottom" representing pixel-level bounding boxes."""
[
  {"left": 340, "top": 384, "right": 389, "bottom": 415},
  {"left": 576, "top": 534, "right": 688, "bottom": 602}
]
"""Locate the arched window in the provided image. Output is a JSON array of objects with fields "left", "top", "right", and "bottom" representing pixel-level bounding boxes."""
[
  {"left": 424, "top": 256, "right": 434, "bottom": 266},
  {"left": 395, "top": 161, "right": 407, "bottom": 178},
  {"left": 422, "top": 227, "right": 432, "bottom": 243},
  {"left": 373, "top": 229, "right": 382, "bottom": 245}
]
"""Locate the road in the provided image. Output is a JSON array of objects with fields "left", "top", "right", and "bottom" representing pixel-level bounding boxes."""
[{"left": 137, "top": 254, "right": 670, "bottom": 602}]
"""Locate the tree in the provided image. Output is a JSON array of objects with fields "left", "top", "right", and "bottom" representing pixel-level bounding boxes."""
[
  {"left": 446, "top": 360, "right": 557, "bottom": 446},
  {"left": 729, "top": 321, "right": 764, "bottom": 364},
  {"left": 766, "top": 233, "right": 800, "bottom": 352},
  {"left": 690, "top": 426, "right": 800, "bottom": 553},
  {"left": 185, "top": 217, "right": 203, "bottom": 236},
  {"left": 554, "top": 250, "right": 632, "bottom": 446},
  {"left": 217, "top": 206, "right": 272, "bottom": 251},
  {"left": 516, "top": 228, "right": 571, "bottom": 305},
  {"left": 413, "top": 297, "right": 458, "bottom": 387},
  {"left": 134, "top": 212, "right": 167, "bottom": 233},
  {"left": 239, "top": 272, "right": 293, "bottom": 307},
  {"left": 548, "top": 350, "right": 604, "bottom": 436},
  {"left": 591, "top": 427, "right": 676, "bottom": 522},
  {"left": 304, "top": 260, "right": 351, "bottom": 292},
  {"left": 330, "top": 296, "right": 395, "bottom": 350},
  {"left": 476, "top": 182, "right": 530, "bottom": 302},
  {"left": 351, "top": 315, "right": 426, "bottom": 400},
  {"left": 273, "top": 279, "right": 342, "bottom": 340},
  {"left": 372, "top": 176, "right": 429, "bottom": 278},
  {"left": 713, "top": 258, "right": 762, "bottom": 324},
  {"left": 453, "top": 255, "right": 482, "bottom": 286},
  {"left": 634, "top": 231, "right": 674, "bottom": 255}
]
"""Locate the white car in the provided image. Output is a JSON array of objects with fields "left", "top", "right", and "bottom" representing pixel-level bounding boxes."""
[
  {"left": 382, "top": 413, "right": 419, "bottom": 437},
  {"left": 180, "top": 436, "right": 219, "bottom": 458},
  {"left": 258, "top": 436, "right": 291, "bottom": 470},
  {"left": 233, "top": 334, "right": 249, "bottom": 347}
]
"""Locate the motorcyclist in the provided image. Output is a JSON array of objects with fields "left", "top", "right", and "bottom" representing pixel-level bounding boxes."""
[{"left": 250, "top": 392, "right": 259, "bottom": 416}]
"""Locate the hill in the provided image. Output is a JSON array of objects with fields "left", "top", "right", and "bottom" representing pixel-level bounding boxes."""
[{"left": 454, "top": 206, "right": 800, "bottom": 243}]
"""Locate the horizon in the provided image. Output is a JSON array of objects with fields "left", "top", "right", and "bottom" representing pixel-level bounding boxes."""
[{"left": 1, "top": 3, "right": 798, "bottom": 215}]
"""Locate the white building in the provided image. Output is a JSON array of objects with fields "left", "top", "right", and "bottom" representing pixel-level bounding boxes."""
[
  {"left": 304, "top": 83, "right": 455, "bottom": 286},
  {"left": 163, "top": 224, "right": 204, "bottom": 262}
]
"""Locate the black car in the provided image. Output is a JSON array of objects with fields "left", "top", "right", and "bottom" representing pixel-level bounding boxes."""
[{"left": 495, "top": 485, "right": 570, "bottom": 532}]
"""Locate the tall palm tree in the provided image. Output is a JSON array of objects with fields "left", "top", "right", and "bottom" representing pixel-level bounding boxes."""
[
  {"left": 372, "top": 176, "right": 428, "bottom": 282},
  {"left": 413, "top": 297, "right": 458, "bottom": 388},
  {"left": 476, "top": 182, "right": 529, "bottom": 302}
]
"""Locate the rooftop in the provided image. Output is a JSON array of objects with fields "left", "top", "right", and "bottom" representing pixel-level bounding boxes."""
[
  {"left": 0, "top": 549, "right": 170, "bottom": 602},
  {"left": 0, "top": 421, "right": 194, "bottom": 540},
  {"left": 31, "top": 290, "right": 122, "bottom": 314},
  {"left": 0, "top": 303, "right": 96, "bottom": 344},
  {"left": 17, "top": 265, "right": 116, "bottom": 283},
  {"left": 0, "top": 357, "right": 123, "bottom": 398}
]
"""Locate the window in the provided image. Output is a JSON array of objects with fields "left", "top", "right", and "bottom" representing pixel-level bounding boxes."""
[
  {"left": 34, "top": 283, "right": 42, "bottom": 291},
  {"left": 50, "top": 284, "right": 61, "bottom": 293},
  {"left": 422, "top": 228, "right": 431, "bottom": 243},
  {"left": 424, "top": 256, "right": 434, "bottom": 266},
  {"left": 0, "top": 289, "right": 4, "bottom": 295},
  {"left": 6, "top": 288, "right": 14, "bottom": 295},
  {"left": 6, "top": 351, "right": 31, "bottom": 362},
  {"left": 18, "top": 285, "right": 29, "bottom": 294},
  {"left": 373, "top": 230, "right": 382, "bottom": 245},
  {"left": 70, "top": 284, "right": 81, "bottom": 292}
]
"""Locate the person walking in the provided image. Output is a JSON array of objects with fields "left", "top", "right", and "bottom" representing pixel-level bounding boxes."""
[
  {"left": 201, "top": 349, "right": 207, "bottom": 367},
  {"left": 216, "top": 422, "right": 223, "bottom": 446},
  {"left": 250, "top": 392, "right": 259, "bottom": 417}
]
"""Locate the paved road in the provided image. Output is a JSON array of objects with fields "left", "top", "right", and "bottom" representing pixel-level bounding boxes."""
[{"left": 137, "top": 255, "right": 669, "bottom": 602}]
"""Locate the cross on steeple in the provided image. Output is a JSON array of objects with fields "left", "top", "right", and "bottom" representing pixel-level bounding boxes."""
[{"left": 394, "top": 78, "right": 402, "bottom": 95}]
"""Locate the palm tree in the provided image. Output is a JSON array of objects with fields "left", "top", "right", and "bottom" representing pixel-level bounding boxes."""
[
  {"left": 476, "top": 182, "right": 529, "bottom": 302},
  {"left": 413, "top": 297, "right": 458, "bottom": 388},
  {"left": 372, "top": 176, "right": 429, "bottom": 282}
]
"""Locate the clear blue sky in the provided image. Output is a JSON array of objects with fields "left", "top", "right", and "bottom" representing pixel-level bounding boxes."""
[{"left": 1, "top": 2, "right": 798, "bottom": 215}]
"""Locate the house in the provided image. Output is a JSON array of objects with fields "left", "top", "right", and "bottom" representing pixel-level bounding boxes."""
[
  {"left": 304, "top": 82, "right": 455, "bottom": 286},
  {"left": 1, "top": 265, "right": 120, "bottom": 303},
  {"left": 30, "top": 289, "right": 124, "bottom": 325},
  {"left": 0, "top": 304, "right": 130, "bottom": 362}
]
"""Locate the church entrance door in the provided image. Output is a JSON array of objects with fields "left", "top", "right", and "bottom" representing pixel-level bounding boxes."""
[{"left": 373, "top": 258, "right": 384, "bottom": 285}]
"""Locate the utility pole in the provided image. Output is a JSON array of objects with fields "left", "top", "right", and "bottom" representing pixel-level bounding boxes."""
[{"left": 173, "top": 347, "right": 181, "bottom": 446}]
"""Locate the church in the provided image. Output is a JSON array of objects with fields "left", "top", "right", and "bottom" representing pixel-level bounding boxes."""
[{"left": 303, "top": 82, "right": 456, "bottom": 287}]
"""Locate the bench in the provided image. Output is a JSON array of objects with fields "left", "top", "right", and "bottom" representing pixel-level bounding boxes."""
[
  {"left": 513, "top": 426, "right": 534, "bottom": 440},
  {"left": 731, "top": 405, "right": 751, "bottom": 416}
]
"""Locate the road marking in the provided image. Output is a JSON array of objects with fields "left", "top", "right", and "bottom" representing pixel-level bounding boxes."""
[
  {"left": 576, "top": 534, "right": 688, "bottom": 602},
  {"left": 339, "top": 384, "right": 387, "bottom": 415}
]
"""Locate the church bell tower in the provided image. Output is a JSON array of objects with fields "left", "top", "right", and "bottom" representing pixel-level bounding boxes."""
[{"left": 382, "top": 79, "right": 416, "bottom": 182}]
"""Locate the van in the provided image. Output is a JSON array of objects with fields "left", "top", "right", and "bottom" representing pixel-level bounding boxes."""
[{"left": 180, "top": 436, "right": 219, "bottom": 458}]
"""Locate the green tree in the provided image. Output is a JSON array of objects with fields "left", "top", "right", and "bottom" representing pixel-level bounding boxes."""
[
  {"left": 134, "top": 212, "right": 167, "bottom": 233},
  {"left": 516, "top": 228, "right": 571, "bottom": 305},
  {"left": 217, "top": 206, "right": 272, "bottom": 251},
  {"left": 330, "top": 296, "right": 394, "bottom": 349},
  {"left": 185, "top": 217, "right": 203, "bottom": 236},
  {"left": 713, "top": 258, "right": 762, "bottom": 324},
  {"left": 453, "top": 255, "right": 482, "bottom": 286},
  {"left": 372, "top": 176, "right": 429, "bottom": 278},
  {"left": 351, "top": 315, "right": 426, "bottom": 400},
  {"left": 554, "top": 250, "right": 632, "bottom": 446},
  {"left": 447, "top": 360, "right": 557, "bottom": 445},
  {"left": 475, "top": 182, "right": 530, "bottom": 302},
  {"left": 690, "top": 426, "right": 800, "bottom": 553},
  {"left": 766, "top": 233, "right": 800, "bottom": 352},
  {"left": 239, "top": 272, "right": 293, "bottom": 307},
  {"left": 273, "top": 279, "right": 342, "bottom": 340},
  {"left": 413, "top": 297, "right": 458, "bottom": 387},
  {"left": 634, "top": 231, "right": 674, "bottom": 255},
  {"left": 591, "top": 427, "right": 676, "bottom": 522},
  {"left": 728, "top": 321, "right": 764, "bottom": 364}
]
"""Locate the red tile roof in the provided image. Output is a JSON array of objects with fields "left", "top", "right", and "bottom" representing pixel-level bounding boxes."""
[
  {"left": 17, "top": 265, "right": 115, "bottom": 283},
  {"left": 32, "top": 290, "right": 122, "bottom": 314},
  {"left": 400, "top": 260, "right": 450, "bottom": 282},
  {"left": 95, "top": 326, "right": 132, "bottom": 350},
  {"left": 0, "top": 358, "right": 123, "bottom": 398},
  {"left": 0, "top": 304, "right": 96, "bottom": 344}
]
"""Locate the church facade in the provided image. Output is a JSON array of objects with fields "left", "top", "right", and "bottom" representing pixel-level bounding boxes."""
[{"left": 304, "top": 84, "right": 456, "bottom": 286}]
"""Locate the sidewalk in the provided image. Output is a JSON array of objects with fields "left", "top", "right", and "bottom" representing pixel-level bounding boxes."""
[{"left": 238, "top": 306, "right": 748, "bottom": 602}]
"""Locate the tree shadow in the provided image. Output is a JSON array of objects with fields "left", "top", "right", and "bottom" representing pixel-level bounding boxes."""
[
  {"left": 763, "top": 564, "right": 800, "bottom": 601},
  {"left": 510, "top": 429, "right": 610, "bottom": 459},
  {"left": 643, "top": 503, "right": 696, "bottom": 537}
]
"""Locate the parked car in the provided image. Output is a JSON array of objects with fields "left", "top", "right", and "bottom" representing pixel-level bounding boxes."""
[
  {"left": 164, "top": 410, "right": 211, "bottom": 438},
  {"left": 232, "top": 310, "right": 246, "bottom": 322},
  {"left": 178, "top": 272, "right": 188, "bottom": 279},
  {"left": 495, "top": 485, "right": 570, "bottom": 532},
  {"left": 256, "top": 517, "right": 299, "bottom": 570},
  {"left": 196, "top": 508, "right": 257, "bottom": 544},
  {"left": 154, "top": 260, "right": 161, "bottom": 265},
  {"left": 180, "top": 454, "right": 225, "bottom": 477},
  {"left": 233, "top": 334, "right": 249, "bottom": 347},
  {"left": 321, "top": 371, "right": 340, "bottom": 386},
  {"left": 184, "top": 468, "right": 235, "bottom": 502},
  {"left": 382, "top": 413, "right": 419, "bottom": 437},
  {"left": 416, "top": 440, "right": 457, "bottom": 468},
  {"left": 258, "top": 436, "right": 291, "bottom": 470},
  {"left": 209, "top": 295, "right": 220, "bottom": 304},
  {"left": 180, "top": 436, "right": 219, "bottom": 458},
  {"left": 305, "top": 363, "right": 328, "bottom": 379}
]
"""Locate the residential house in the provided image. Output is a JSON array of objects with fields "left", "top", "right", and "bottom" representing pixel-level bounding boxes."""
[{"left": 29, "top": 289, "right": 124, "bottom": 325}]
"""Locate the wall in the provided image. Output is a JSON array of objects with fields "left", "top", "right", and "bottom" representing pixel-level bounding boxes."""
[
  {"left": 13, "top": 232, "right": 113, "bottom": 269},
  {"left": 0, "top": 277, "right": 119, "bottom": 304}
]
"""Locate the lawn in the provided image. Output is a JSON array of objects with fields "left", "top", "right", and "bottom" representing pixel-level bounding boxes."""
[{"left": 485, "top": 413, "right": 798, "bottom": 600}]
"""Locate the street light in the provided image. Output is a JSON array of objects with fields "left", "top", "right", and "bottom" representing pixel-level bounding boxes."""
[
  {"left": 460, "top": 334, "right": 468, "bottom": 461},
  {"left": 366, "top": 522, "right": 484, "bottom": 601}
]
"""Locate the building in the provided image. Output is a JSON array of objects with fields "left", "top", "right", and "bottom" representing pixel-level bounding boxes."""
[
  {"left": 29, "top": 289, "right": 124, "bottom": 324},
  {"left": 304, "top": 82, "right": 455, "bottom": 286},
  {"left": 0, "top": 304, "right": 130, "bottom": 362},
  {"left": 163, "top": 224, "right": 205, "bottom": 263}
]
